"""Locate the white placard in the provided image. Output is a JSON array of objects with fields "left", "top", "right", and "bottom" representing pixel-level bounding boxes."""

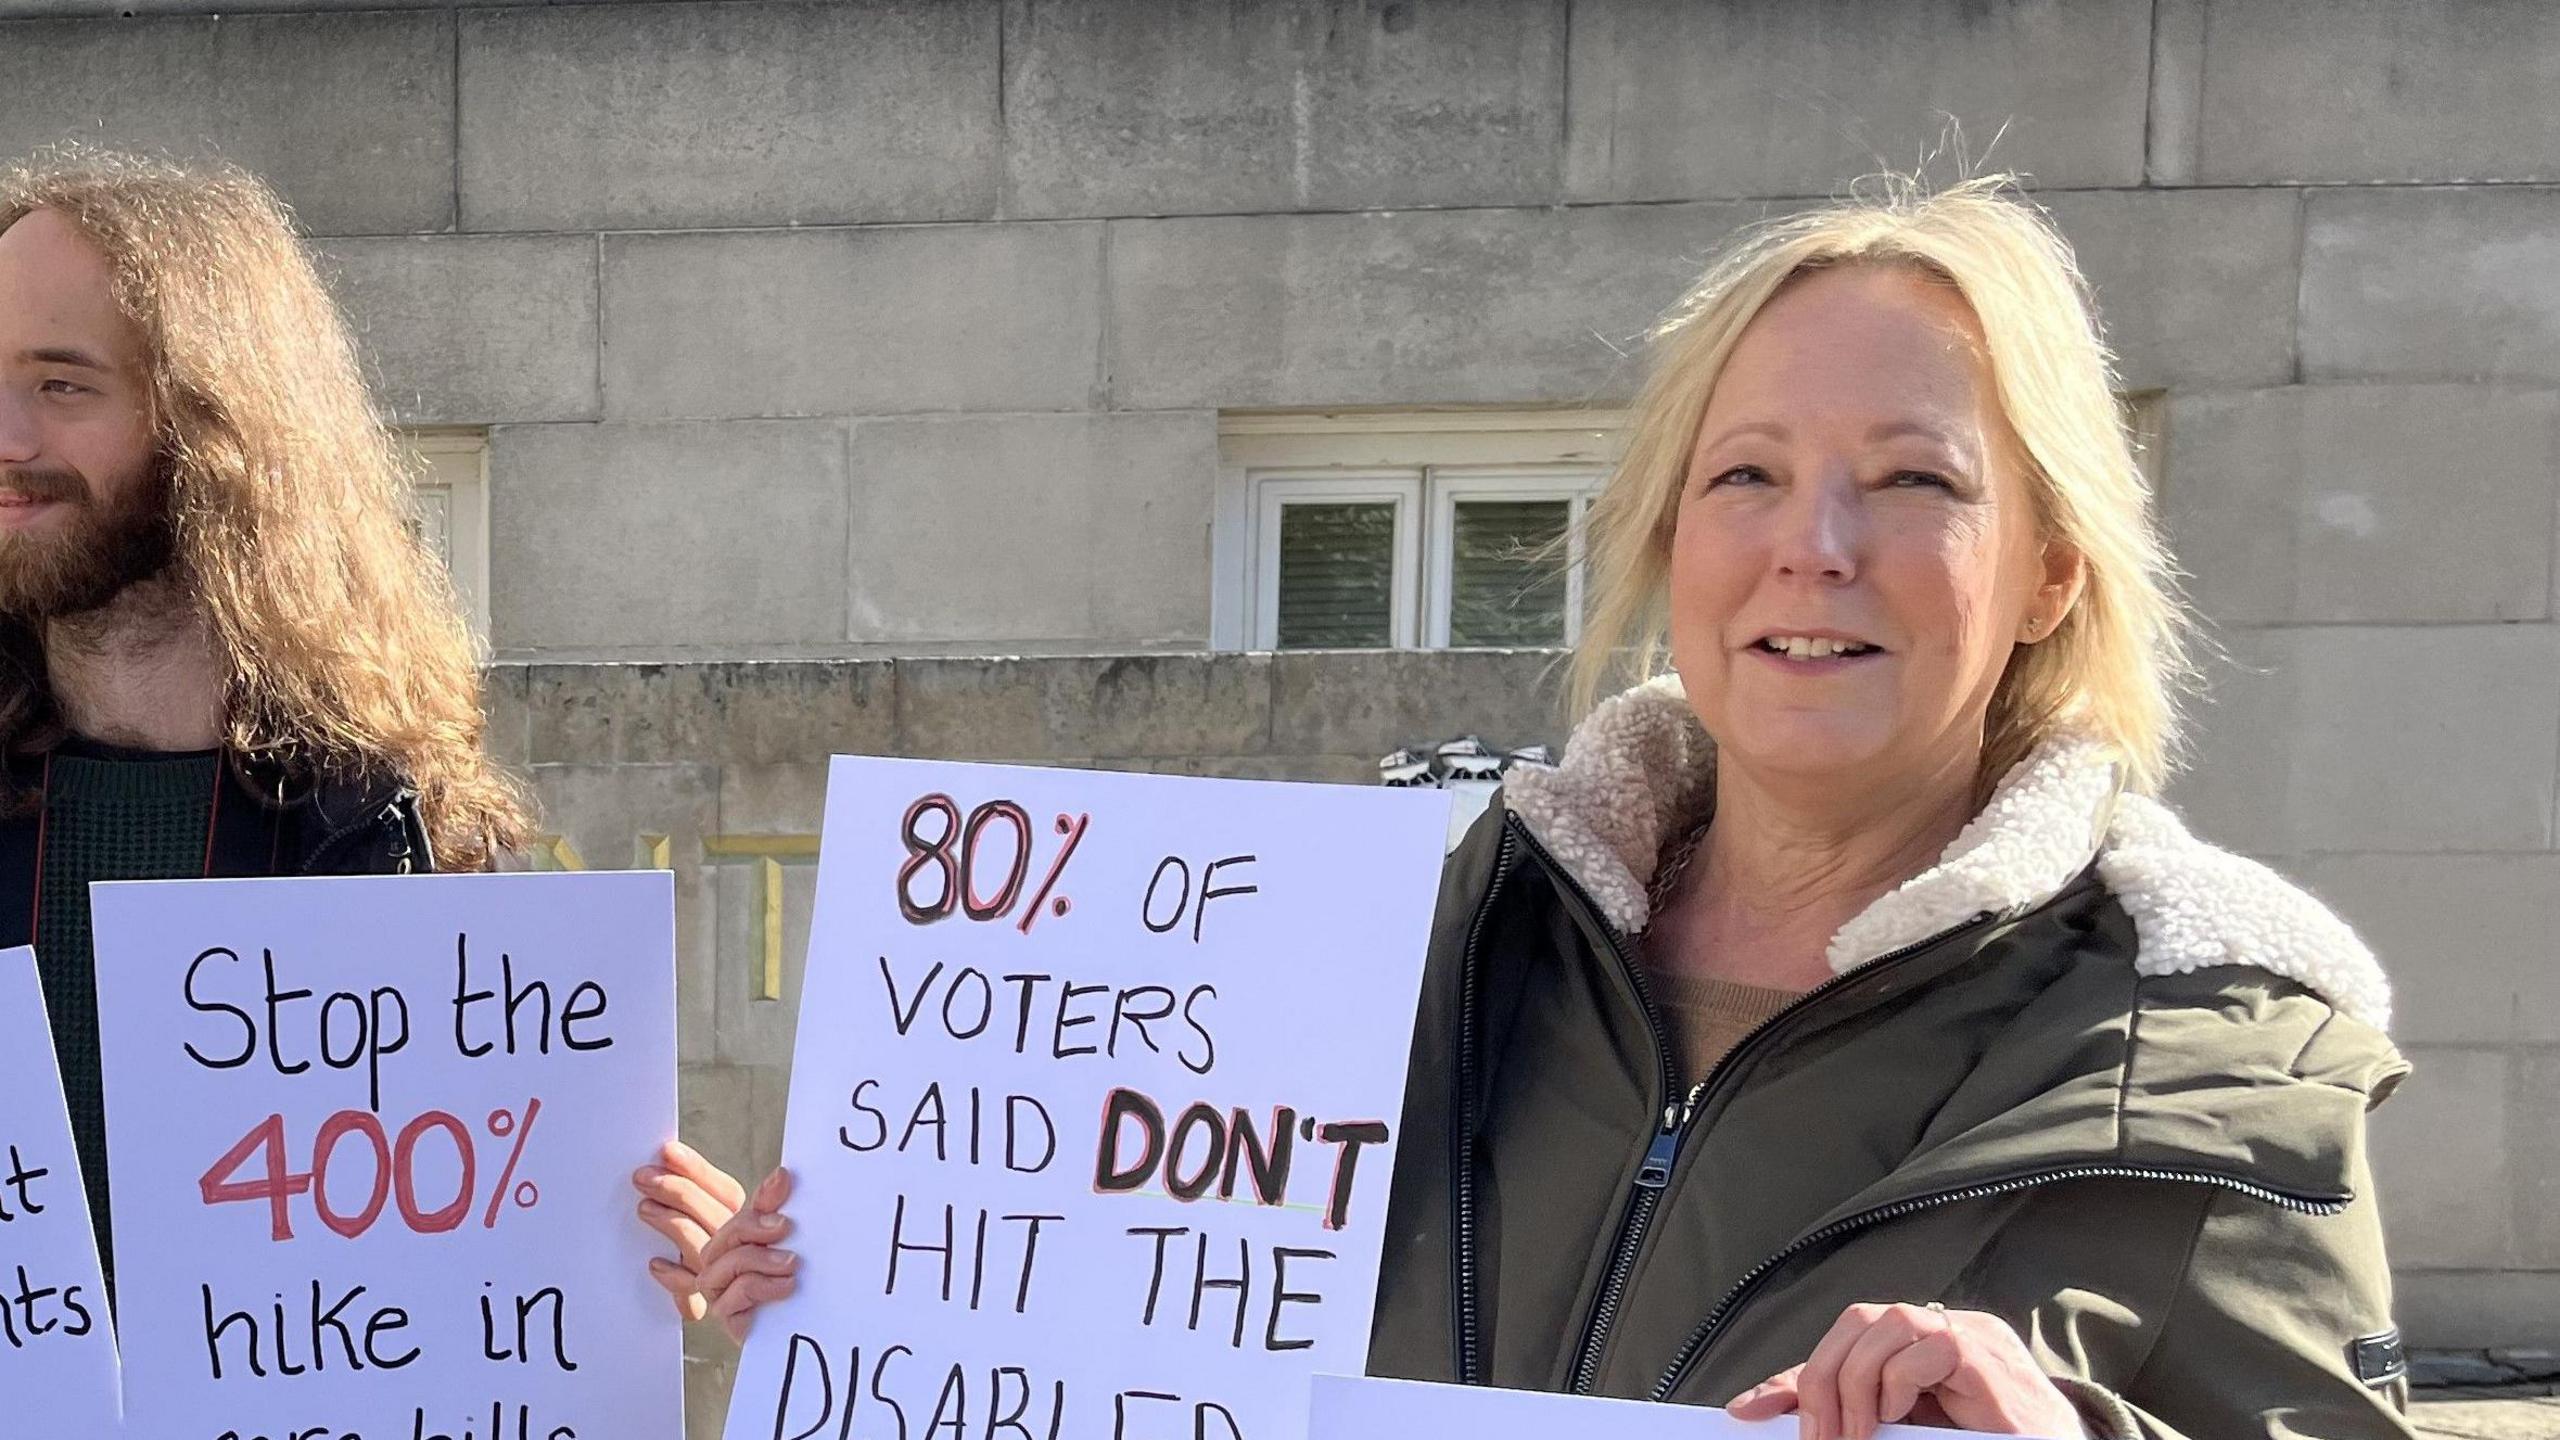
[
  {"left": 726, "top": 758, "right": 1452, "bottom": 1440},
  {"left": 0, "top": 944, "right": 121, "bottom": 1432},
  {"left": 1310, "top": 1375, "right": 2007, "bottom": 1440},
  {"left": 93, "top": 870, "right": 681, "bottom": 1440}
]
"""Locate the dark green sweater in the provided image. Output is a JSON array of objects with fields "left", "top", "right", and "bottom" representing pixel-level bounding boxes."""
[
  {"left": 31, "top": 745, "right": 226, "bottom": 1280},
  {"left": 2, "top": 738, "right": 427, "bottom": 1287}
]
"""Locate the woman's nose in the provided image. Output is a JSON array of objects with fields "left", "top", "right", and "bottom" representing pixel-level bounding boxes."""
[{"left": 1772, "top": 473, "right": 1861, "bottom": 581}]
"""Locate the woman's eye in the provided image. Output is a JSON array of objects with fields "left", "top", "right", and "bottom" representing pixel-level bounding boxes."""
[
  {"left": 1706, "top": 465, "right": 1770, "bottom": 490},
  {"left": 38, "top": 379, "right": 90, "bottom": 397},
  {"left": 1888, "top": 469, "right": 1954, "bottom": 491}
]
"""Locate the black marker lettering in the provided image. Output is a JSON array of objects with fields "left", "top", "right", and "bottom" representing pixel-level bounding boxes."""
[
  {"left": 840, "top": 1079, "right": 890, "bottom": 1152},
  {"left": 1192, "top": 855, "right": 1259, "bottom": 944},
  {"left": 880, "top": 958, "right": 942, "bottom": 1037},
  {"left": 182, "top": 948, "right": 257, "bottom": 1070},
  {"left": 1178, "top": 986, "right": 1218, "bottom": 1076},
  {"left": 560, "top": 980, "right": 613, "bottom": 1051},
  {"left": 1265, "top": 1248, "right": 1335, "bottom": 1351}
]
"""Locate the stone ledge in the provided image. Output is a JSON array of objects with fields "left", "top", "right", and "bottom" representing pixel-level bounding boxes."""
[
  {"left": 493, "top": 650, "right": 1569, "bottom": 771},
  {"left": 518, "top": 660, "right": 896, "bottom": 768}
]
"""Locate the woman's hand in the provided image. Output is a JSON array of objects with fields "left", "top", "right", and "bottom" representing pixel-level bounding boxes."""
[
  {"left": 632, "top": 1141, "right": 748, "bottom": 1323},
  {"left": 692, "top": 1167, "right": 800, "bottom": 1343},
  {"left": 1726, "top": 1302, "right": 2087, "bottom": 1440}
]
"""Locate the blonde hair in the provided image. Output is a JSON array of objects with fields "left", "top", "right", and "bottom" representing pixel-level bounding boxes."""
[
  {"left": 0, "top": 148, "right": 532, "bottom": 868},
  {"left": 1571, "top": 175, "right": 2199, "bottom": 794}
]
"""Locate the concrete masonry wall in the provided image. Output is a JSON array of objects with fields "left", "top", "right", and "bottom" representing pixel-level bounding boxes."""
[{"left": 2, "top": 0, "right": 2556, "bottom": 1413}]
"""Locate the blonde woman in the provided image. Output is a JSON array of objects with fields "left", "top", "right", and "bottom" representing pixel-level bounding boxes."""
[
  {"left": 678, "top": 178, "right": 2411, "bottom": 1439},
  {"left": 1357, "top": 178, "right": 2411, "bottom": 1438}
]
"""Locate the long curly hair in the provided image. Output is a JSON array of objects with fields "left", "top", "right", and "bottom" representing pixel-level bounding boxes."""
[{"left": 0, "top": 149, "right": 532, "bottom": 868}]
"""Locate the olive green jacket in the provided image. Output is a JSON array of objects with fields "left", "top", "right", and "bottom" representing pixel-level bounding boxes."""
[{"left": 1367, "top": 679, "right": 2413, "bottom": 1439}]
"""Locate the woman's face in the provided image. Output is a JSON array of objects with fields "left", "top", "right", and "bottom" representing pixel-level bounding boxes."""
[{"left": 1667, "top": 263, "right": 2077, "bottom": 792}]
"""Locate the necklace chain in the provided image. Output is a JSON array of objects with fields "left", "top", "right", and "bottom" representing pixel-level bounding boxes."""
[{"left": 1646, "top": 818, "right": 1711, "bottom": 915}]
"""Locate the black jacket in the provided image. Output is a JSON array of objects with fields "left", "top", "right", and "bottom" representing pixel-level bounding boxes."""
[{"left": 0, "top": 748, "right": 435, "bottom": 944}]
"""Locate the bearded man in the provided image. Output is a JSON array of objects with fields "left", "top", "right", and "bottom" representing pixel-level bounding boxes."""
[{"left": 0, "top": 151, "right": 544, "bottom": 1271}]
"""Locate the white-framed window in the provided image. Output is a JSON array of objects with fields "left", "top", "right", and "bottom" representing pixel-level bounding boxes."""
[
  {"left": 399, "top": 428, "right": 492, "bottom": 640},
  {"left": 1423, "top": 470, "right": 1593, "bottom": 649},
  {"left": 1216, "top": 411, "right": 1621, "bottom": 652},
  {"left": 1252, "top": 470, "right": 1424, "bottom": 648}
]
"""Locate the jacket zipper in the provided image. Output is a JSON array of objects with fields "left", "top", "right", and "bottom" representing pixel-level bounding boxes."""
[
  {"left": 1449, "top": 820, "right": 1518, "bottom": 1384},
  {"left": 1565, "top": 1084, "right": 1697, "bottom": 1391},
  {"left": 298, "top": 798, "right": 419, "bottom": 875},
  {"left": 1493, "top": 821, "right": 1683, "bottom": 1393},
  {"left": 1647, "top": 1164, "right": 2348, "bottom": 1400},
  {"left": 1558, "top": 875, "right": 2002, "bottom": 1393},
  {"left": 1455, "top": 817, "right": 1683, "bottom": 1384}
]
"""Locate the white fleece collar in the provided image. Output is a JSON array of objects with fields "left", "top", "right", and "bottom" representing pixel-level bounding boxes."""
[{"left": 1503, "top": 677, "right": 2392, "bottom": 1031}]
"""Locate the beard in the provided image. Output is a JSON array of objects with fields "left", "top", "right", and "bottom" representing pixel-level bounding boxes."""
[{"left": 0, "top": 461, "right": 176, "bottom": 621}]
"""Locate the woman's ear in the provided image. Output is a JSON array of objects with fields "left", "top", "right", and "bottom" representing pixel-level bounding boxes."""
[{"left": 2021, "top": 540, "right": 2087, "bottom": 643}]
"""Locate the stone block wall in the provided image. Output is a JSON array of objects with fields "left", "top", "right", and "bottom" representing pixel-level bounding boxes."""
[{"left": 3, "top": 0, "right": 2556, "bottom": 1399}]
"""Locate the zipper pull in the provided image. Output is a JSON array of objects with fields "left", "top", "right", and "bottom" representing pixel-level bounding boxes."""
[
  {"left": 1637, "top": 1083, "right": 1708, "bottom": 1190},
  {"left": 1636, "top": 1096, "right": 1685, "bottom": 1188},
  {"left": 1636, "top": 1126, "right": 1679, "bottom": 1189}
]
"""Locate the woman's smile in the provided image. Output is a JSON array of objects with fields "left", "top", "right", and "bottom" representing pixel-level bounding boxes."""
[{"left": 1744, "top": 631, "right": 1890, "bottom": 672}]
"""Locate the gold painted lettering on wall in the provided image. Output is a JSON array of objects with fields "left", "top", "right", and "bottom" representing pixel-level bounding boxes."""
[
  {"left": 522, "top": 832, "right": 822, "bottom": 1001},
  {"left": 702, "top": 835, "right": 820, "bottom": 1001}
]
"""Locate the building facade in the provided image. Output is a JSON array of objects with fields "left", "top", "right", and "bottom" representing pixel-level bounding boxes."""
[{"left": 3, "top": 0, "right": 2556, "bottom": 1424}]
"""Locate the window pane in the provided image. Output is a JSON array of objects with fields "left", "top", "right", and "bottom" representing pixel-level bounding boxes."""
[
  {"left": 1276, "top": 502, "right": 1397, "bottom": 648},
  {"left": 1448, "top": 499, "right": 1569, "bottom": 647},
  {"left": 409, "top": 484, "right": 453, "bottom": 569}
]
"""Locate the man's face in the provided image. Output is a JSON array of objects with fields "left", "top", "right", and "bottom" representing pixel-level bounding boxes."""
[{"left": 0, "top": 207, "right": 170, "bottom": 620}]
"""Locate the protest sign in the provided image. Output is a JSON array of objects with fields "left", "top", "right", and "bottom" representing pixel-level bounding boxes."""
[
  {"left": 726, "top": 758, "right": 1451, "bottom": 1440},
  {"left": 0, "top": 944, "right": 122, "bottom": 1432},
  {"left": 1308, "top": 1375, "right": 2012, "bottom": 1440},
  {"left": 93, "top": 870, "right": 680, "bottom": 1440}
]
